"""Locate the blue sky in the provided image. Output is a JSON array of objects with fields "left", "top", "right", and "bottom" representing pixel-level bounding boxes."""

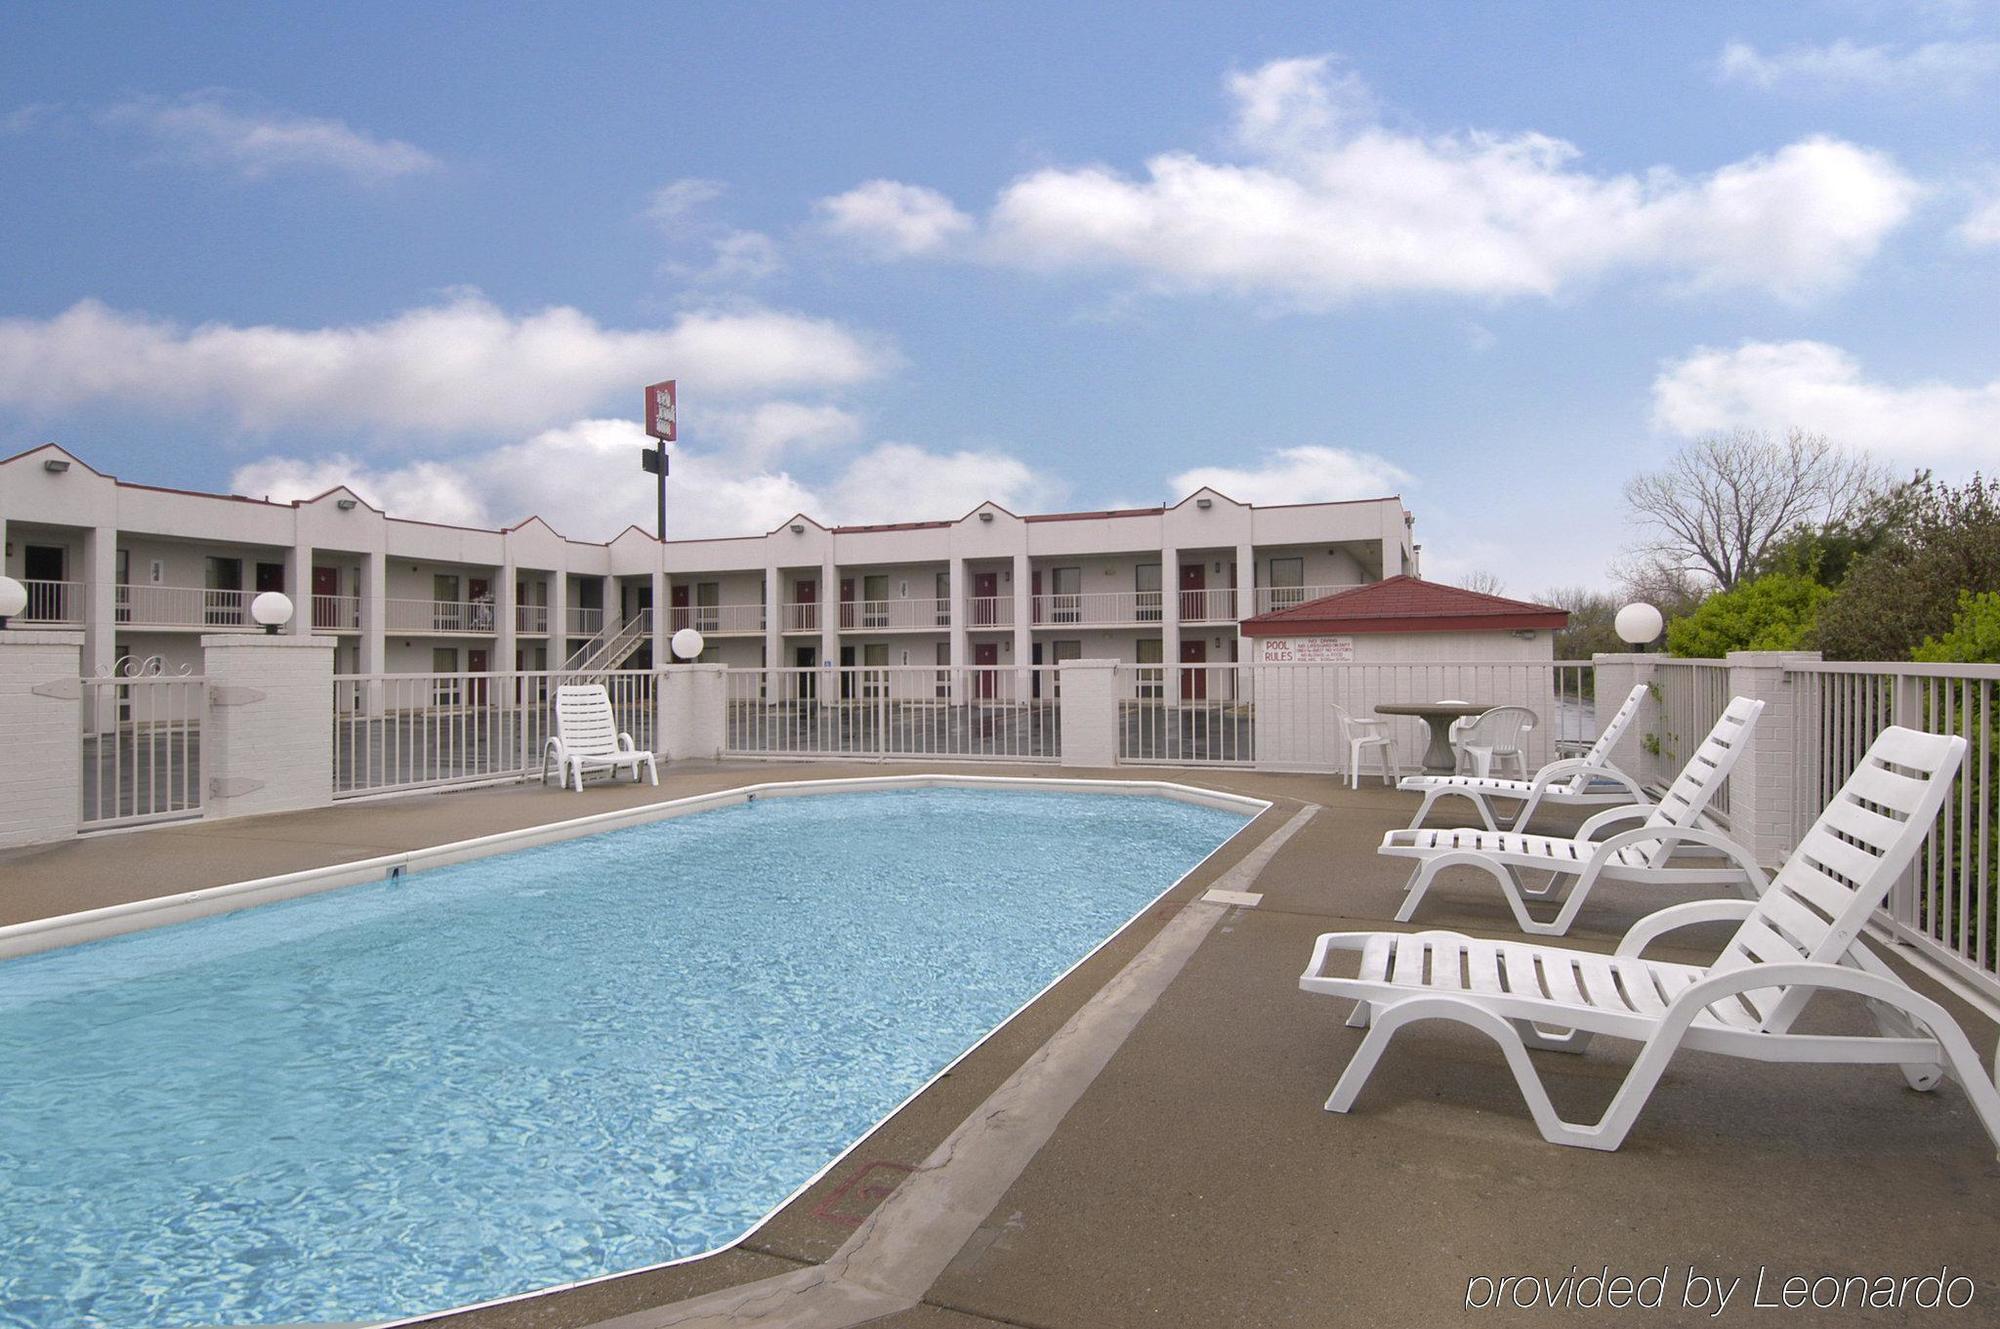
[{"left": 3, "top": 1, "right": 1998, "bottom": 593}]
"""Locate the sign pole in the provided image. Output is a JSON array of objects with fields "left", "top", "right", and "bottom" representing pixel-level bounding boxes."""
[{"left": 643, "top": 379, "right": 677, "bottom": 543}]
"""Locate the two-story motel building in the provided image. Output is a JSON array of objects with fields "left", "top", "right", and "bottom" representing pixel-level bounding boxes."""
[{"left": 0, "top": 444, "right": 1417, "bottom": 690}]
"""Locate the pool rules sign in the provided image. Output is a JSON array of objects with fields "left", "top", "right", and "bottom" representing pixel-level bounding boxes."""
[{"left": 642, "top": 379, "right": 675, "bottom": 539}]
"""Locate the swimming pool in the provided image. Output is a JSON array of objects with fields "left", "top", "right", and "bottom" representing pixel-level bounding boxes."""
[{"left": 0, "top": 784, "right": 1251, "bottom": 1327}]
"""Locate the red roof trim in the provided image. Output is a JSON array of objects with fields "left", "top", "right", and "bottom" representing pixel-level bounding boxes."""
[{"left": 1239, "top": 575, "right": 1568, "bottom": 637}]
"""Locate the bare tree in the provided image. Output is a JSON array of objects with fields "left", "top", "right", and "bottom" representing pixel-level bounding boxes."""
[
  {"left": 1622, "top": 429, "right": 1891, "bottom": 590},
  {"left": 1455, "top": 571, "right": 1506, "bottom": 596}
]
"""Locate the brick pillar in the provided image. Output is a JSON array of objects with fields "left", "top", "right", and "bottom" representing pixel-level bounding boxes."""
[
  {"left": 660, "top": 662, "right": 729, "bottom": 762},
  {"left": 1058, "top": 658, "right": 1119, "bottom": 768},
  {"left": 202, "top": 634, "right": 337, "bottom": 821},
  {"left": 1589, "top": 652, "right": 1659, "bottom": 784},
  {"left": 1723, "top": 649, "right": 1820, "bottom": 867},
  {"left": 0, "top": 630, "right": 83, "bottom": 847}
]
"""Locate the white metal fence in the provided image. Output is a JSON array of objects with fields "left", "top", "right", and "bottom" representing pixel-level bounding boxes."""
[
  {"left": 80, "top": 672, "right": 208, "bottom": 829},
  {"left": 332, "top": 670, "right": 659, "bottom": 798},
  {"left": 1788, "top": 661, "right": 2000, "bottom": 999},
  {"left": 1113, "top": 661, "right": 1597, "bottom": 771},
  {"left": 724, "top": 666, "right": 1061, "bottom": 761}
]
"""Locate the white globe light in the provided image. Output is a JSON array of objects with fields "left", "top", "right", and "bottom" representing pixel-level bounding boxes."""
[
  {"left": 671, "top": 627, "right": 705, "bottom": 660},
  {"left": 0, "top": 575, "right": 26, "bottom": 621},
  {"left": 250, "top": 591, "right": 295, "bottom": 632},
  {"left": 1615, "top": 602, "right": 1664, "bottom": 647}
]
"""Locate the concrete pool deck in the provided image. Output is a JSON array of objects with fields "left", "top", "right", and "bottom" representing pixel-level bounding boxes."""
[{"left": 4, "top": 763, "right": 1998, "bottom": 1326}]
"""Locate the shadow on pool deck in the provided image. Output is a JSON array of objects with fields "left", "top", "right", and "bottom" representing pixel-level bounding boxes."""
[{"left": 5, "top": 763, "right": 1998, "bottom": 1327}]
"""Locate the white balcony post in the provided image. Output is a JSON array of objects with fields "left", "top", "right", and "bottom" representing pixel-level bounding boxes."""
[
  {"left": 360, "top": 551, "right": 387, "bottom": 676},
  {"left": 550, "top": 573, "right": 570, "bottom": 669},
  {"left": 202, "top": 633, "right": 336, "bottom": 821},
  {"left": 948, "top": 558, "right": 969, "bottom": 702},
  {"left": 1234, "top": 542, "right": 1254, "bottom": 621},
  {"left": 650, "top": 570, "right": 669, "bottom": 668},
  {"left": 82, "top": 523, "right": 118, "bottom": 695},
  {"left": 1161, "top": 544, "right": 1181, "bottom": 703},
  {"left": 762, "top": 565, "right": 782, "bottom": 695},
  {"left": 819, "top": 555, "right": 838, "bottom": 669},
  {"left": 1011, "top": 551, "right": 1032, "bottom": 697},
  {"left": 1058, "top": 658, "right": 1119, "bottom": 768},
  {"left": 0, "top": 629, "right": 83, "bottom": 848},
  {"left": 497, "top": 559, "right": 518, "bottom": 672},
  {"left": 286, "top": 540, "right": 313, "bottom": 637}
]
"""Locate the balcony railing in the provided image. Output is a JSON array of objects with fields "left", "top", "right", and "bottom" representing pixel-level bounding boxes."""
[
  {"left": 385, "top": 597, "right": 497, "bottom": 634},
  {"left": 670, "top": 603, "right": 766, "bottom": 635},
  {"left": 16, "top": 579, "right": 84, "bottom": 625},
  {"left": 567, "top": 606, "right": 605, "bottom": 636},
  {"left": 311, "top": 594, "right": 361, "bottom": 631},
  {"left": 1031, "top": 590, "right": 1163, "bottom": 626},
  {"left": 515, "top": 604, "right": 550, "bottom": 634},
  {"left": 839, "top": 597, "right": 951, "bottom": 631},
  {"left": 781, "top": 602, "right": 820, "bottom": 633},
  {"left": 1252, "top": 584, "right": 1347, "bottom": 615},
  {"left": 1179, "top": 588, "right": 1239, "bottom": 622},
  {"left": 964, "top": 595, "right": 1013, "bottom": 628},
  {"left": 113, "top": 584, "right": 257, "bottom": 628}
]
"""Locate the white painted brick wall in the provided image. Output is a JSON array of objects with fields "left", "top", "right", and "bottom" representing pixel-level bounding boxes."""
[
  {"left": 1724, "top": 650, "right": 1820, "bottom": 867},
  {"left": 659, "top": 664, "right": 728, "bottom": 761},
  {"left": 1057, "top": 660, "right": 1120, "bottom": 768},
  {"left": 0, "top": 631, "right": 83, "bottom": 848},
  {"left": 1589, "top": 654, "right": 1659, "bottom": 786},
  {"left": 201, "top": 635, "right": 336, "bottom": 820}
]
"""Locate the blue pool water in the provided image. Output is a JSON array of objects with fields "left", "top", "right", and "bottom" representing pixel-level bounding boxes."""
[{"left": 0, "top": 787, "right": 1247, "bottom": 1327}]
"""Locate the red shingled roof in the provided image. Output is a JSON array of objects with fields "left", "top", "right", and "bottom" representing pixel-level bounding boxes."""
[{"left": 1239, "top": 575, "right": 1568, "bottom": 636}]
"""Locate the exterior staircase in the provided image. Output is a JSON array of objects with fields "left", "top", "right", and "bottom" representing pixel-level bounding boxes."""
[{"left": 563, "top": 611, "right": 651, "bottom": 678}]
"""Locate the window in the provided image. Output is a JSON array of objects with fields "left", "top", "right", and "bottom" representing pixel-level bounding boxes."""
[
  {"left": 432, "top": 573, "right": 462, "bottom": 631},
  {"left": 1051, "top": 566, "right": 1082, "bottom": 623},
  {"left": 431, "top": 647, "right": 460, "bottom": 706},
  {"left": 862, "top": 642, "right": 890, "bottom": 698},
  {"left": 1135, "top": 563, "right": 1161, "bottom": 622},
  {"left": 935, "top": 571, "right": 951, "bottom": 626},
  {"left": 861, "top": 574, "right": 889, "bottom": 627},
  {"left": 935, "top": 641, "right": 951, "bottom": 698},
  {"left": 1135, "top": 638, "right": 1164, "bottom": 700},
  {"left": 205, "top": 557, "right": 244, "bottom": 625},
  {"left": 1269, "top": 557, "right": 1305, "bottom": 611},
  {"left": 114, "top": 549, "right": 130, "bottom": 623},
  {"left": 696, "top": 581, "right": 720, "bottom": 632}
]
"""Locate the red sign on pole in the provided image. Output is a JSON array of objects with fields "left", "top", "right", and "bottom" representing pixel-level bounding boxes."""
[{"left": 645, "top": 379, "right": 677, "bottom": 442}]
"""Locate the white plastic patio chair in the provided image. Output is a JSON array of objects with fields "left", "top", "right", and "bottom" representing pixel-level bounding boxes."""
[
  {"left": 1379, "top": 697, "right": 1765, "bottom": 935},
  {"left": 1332, "top": 702, "right": 1395, "bottom": 789},
  {"left": 1451, "top": 705, "right": 1536, "bottom": 778},
  {"left": 1301, "top": 725, "right": 2000, "bottom": 1155},
  {"left": 1399, "top": 684, "right": 1650, "bottom": 831},
  {"left": 541, "top": 684, "right": 659, "bottom": 792}
]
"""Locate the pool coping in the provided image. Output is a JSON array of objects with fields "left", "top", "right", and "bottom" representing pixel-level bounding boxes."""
[
  {"left": 0, "top": 773, "right": 1266, "bottom": 961},
  {"left": 3, "top": 772, "right": 1275, "bottom": 1328}
]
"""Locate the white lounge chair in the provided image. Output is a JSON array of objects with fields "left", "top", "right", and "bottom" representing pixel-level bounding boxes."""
[
  {"left": 1380, "top": 697, "right": 1765, "bottom": 935},
  {"left": 1301, "top": 725, "right": 2000, "bottom": 1154},
  {"left": 1450, "top": 704, "right": 1537, "bottom": 778},
  {"left": 1332, "top": 702, "right": 1395, "bottom": 789},
  {"left": 541, "top": 684, "right": 659, "bottom": 792},
  {"left": 1400, "top": 683, "right": 1650, "bottom": 831}
]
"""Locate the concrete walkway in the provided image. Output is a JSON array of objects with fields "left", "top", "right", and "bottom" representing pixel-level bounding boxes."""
[{"left": 5, "top": 764, "right": 1998, "bottom": 1327}]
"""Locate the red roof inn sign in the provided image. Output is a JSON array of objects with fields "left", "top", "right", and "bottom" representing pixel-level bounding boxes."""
[{"left": 645, "top": 379, "right": 677, "bottom": 442}]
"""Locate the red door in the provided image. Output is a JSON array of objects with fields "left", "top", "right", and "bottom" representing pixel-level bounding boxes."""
[
  {"left": 311, "top": 566, "right": 339, "bottom": 627},
  {"left": 840, "top": 577, "right": 856, "bottom": 630},
  {"left": 972, "top": 571, "right": 998, "bottom": 625},
  {"left": 1179, "top": 639, "right": 1207, "bottom": 700},
  {"left": 1179, "top": 564, "right": 1206, "bottom": 621},
  {"left": 795, "top": 579, "right": 816, "bottom": 632},
  {"left": 973, "top": 642, "right": 999, "bottom": 698},
  {"left": 670, "top": 583, "right": 690, "bottom": 630}
]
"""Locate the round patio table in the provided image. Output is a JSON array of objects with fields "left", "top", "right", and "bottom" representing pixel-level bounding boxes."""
[{"left": 1375, "top": 700, "right": 1491, "bottom": 775}]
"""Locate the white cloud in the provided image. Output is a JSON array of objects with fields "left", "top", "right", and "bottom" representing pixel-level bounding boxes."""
[
  {"left": 231, "top": 422, "right": 1061, "bottom": 541},
  {"left": 102, "top": 93, "right": 437, "bottom": 181},
  {"left": 1714, "top": 38, "right": 2000, "bottom": 94},
  {"left": 0, "top": 294, "right": 890, "bottom": 435},
  {"left": 1169, "top": 445, "right": 1409, "bottom": 505},
  {"left": 644, "top": 177, "right": 727, "bottom": 226},
  {"left": 816, "top": 180, "right": 974, "bottom": 256},
  {"left": 837, "top": 55, "right": 1918, "bottom": 305},
  {"left": 707, "top": 400, "right": 862, "bottom": 465},
  {"left": 1652, "top": 340, "right": 2000, "bottom": 461},
  {"left": 828, "top": 442, "right": 1062, "bottom": 521},
  {"left": 1958, "top": 192, "right": 2000, "bottom": 247}
]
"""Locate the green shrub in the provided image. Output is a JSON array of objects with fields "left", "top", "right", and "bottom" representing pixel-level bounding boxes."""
[
  {"left": 1665, "top": 573, "right": 1831, "bottom": 658},
  {"left": 1913, "top": 591, "right": 2000, "bottom": 665}
]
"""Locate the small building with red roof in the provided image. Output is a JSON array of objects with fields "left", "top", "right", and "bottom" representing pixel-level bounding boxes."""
[{"left": 1239, "top": 575, "right": 1567, "bottom": 664}]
